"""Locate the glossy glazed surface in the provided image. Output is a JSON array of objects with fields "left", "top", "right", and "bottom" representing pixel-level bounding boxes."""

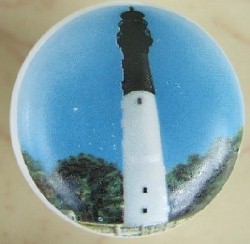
[{"left": 1, "top": 1, "right": 250, "bottom": 243}]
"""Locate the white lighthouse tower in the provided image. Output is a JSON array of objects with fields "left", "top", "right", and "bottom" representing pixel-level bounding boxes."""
[{"left": 117, "top": 7, "right": 169, "bottom": 227}]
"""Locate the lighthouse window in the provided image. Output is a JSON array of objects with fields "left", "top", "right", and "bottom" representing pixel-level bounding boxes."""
[
  {"left": 142, "top": 208, "right": 148, "bottom": 214},
  {"left": 143, "top": 187, "right": 148, "bottom": 193},
  {"left": 137, "top": 97, "right": 142, "bottom": 104}
]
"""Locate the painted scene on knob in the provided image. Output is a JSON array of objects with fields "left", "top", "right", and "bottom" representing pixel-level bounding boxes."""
[{"left": 11, "top": 4, "right": 244, "bottom": 237}]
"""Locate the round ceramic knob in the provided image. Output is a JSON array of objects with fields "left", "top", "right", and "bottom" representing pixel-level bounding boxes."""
[{"left": 11, "top": 3, "right": 244, "bottom": 237}]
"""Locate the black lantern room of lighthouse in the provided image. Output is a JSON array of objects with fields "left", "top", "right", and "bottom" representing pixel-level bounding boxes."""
[{"left": 117, "top": 7, "right": 155, "bottom": 96}]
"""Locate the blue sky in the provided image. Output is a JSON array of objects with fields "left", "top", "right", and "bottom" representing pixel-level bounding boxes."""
[{"left": 17, "top": 5, "right": 244, "bottom": 173}]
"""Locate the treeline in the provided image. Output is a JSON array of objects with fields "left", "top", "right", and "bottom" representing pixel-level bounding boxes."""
[
  {"left": 167, "top": 154, "right": 203, "bottom": 192},
  {"left": 23, "top": 152, "right": 123, "bottom": 223},
  {"left": 167, "top": 128, "right": 243, "bottom": 220},
  {"left": 22, "top": 128, "right": 243, "bottom": 224}
]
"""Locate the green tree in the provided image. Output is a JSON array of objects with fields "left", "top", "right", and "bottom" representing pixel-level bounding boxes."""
[
  {"left": 187, "top": 154, "right": 202, "bottom": 167},
  {"left": 232, "top": 127, "right": 243, "bottom": 151},
  {"left": 22, "top": 151, "right": 57, "bottom": 206},
  {"left": 55, "top": 153, "right": 123, "bottom": 223},
  {"left": 22, "top": 151, "right": 42, "bottom": 175},
  {"left": 167, "top": 154, "right": 203, "bottom": 192}
]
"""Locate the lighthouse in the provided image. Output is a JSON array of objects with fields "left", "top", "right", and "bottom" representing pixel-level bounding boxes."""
[{"left": 117, "top": 7, "right": 169, "bottom": 226}]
